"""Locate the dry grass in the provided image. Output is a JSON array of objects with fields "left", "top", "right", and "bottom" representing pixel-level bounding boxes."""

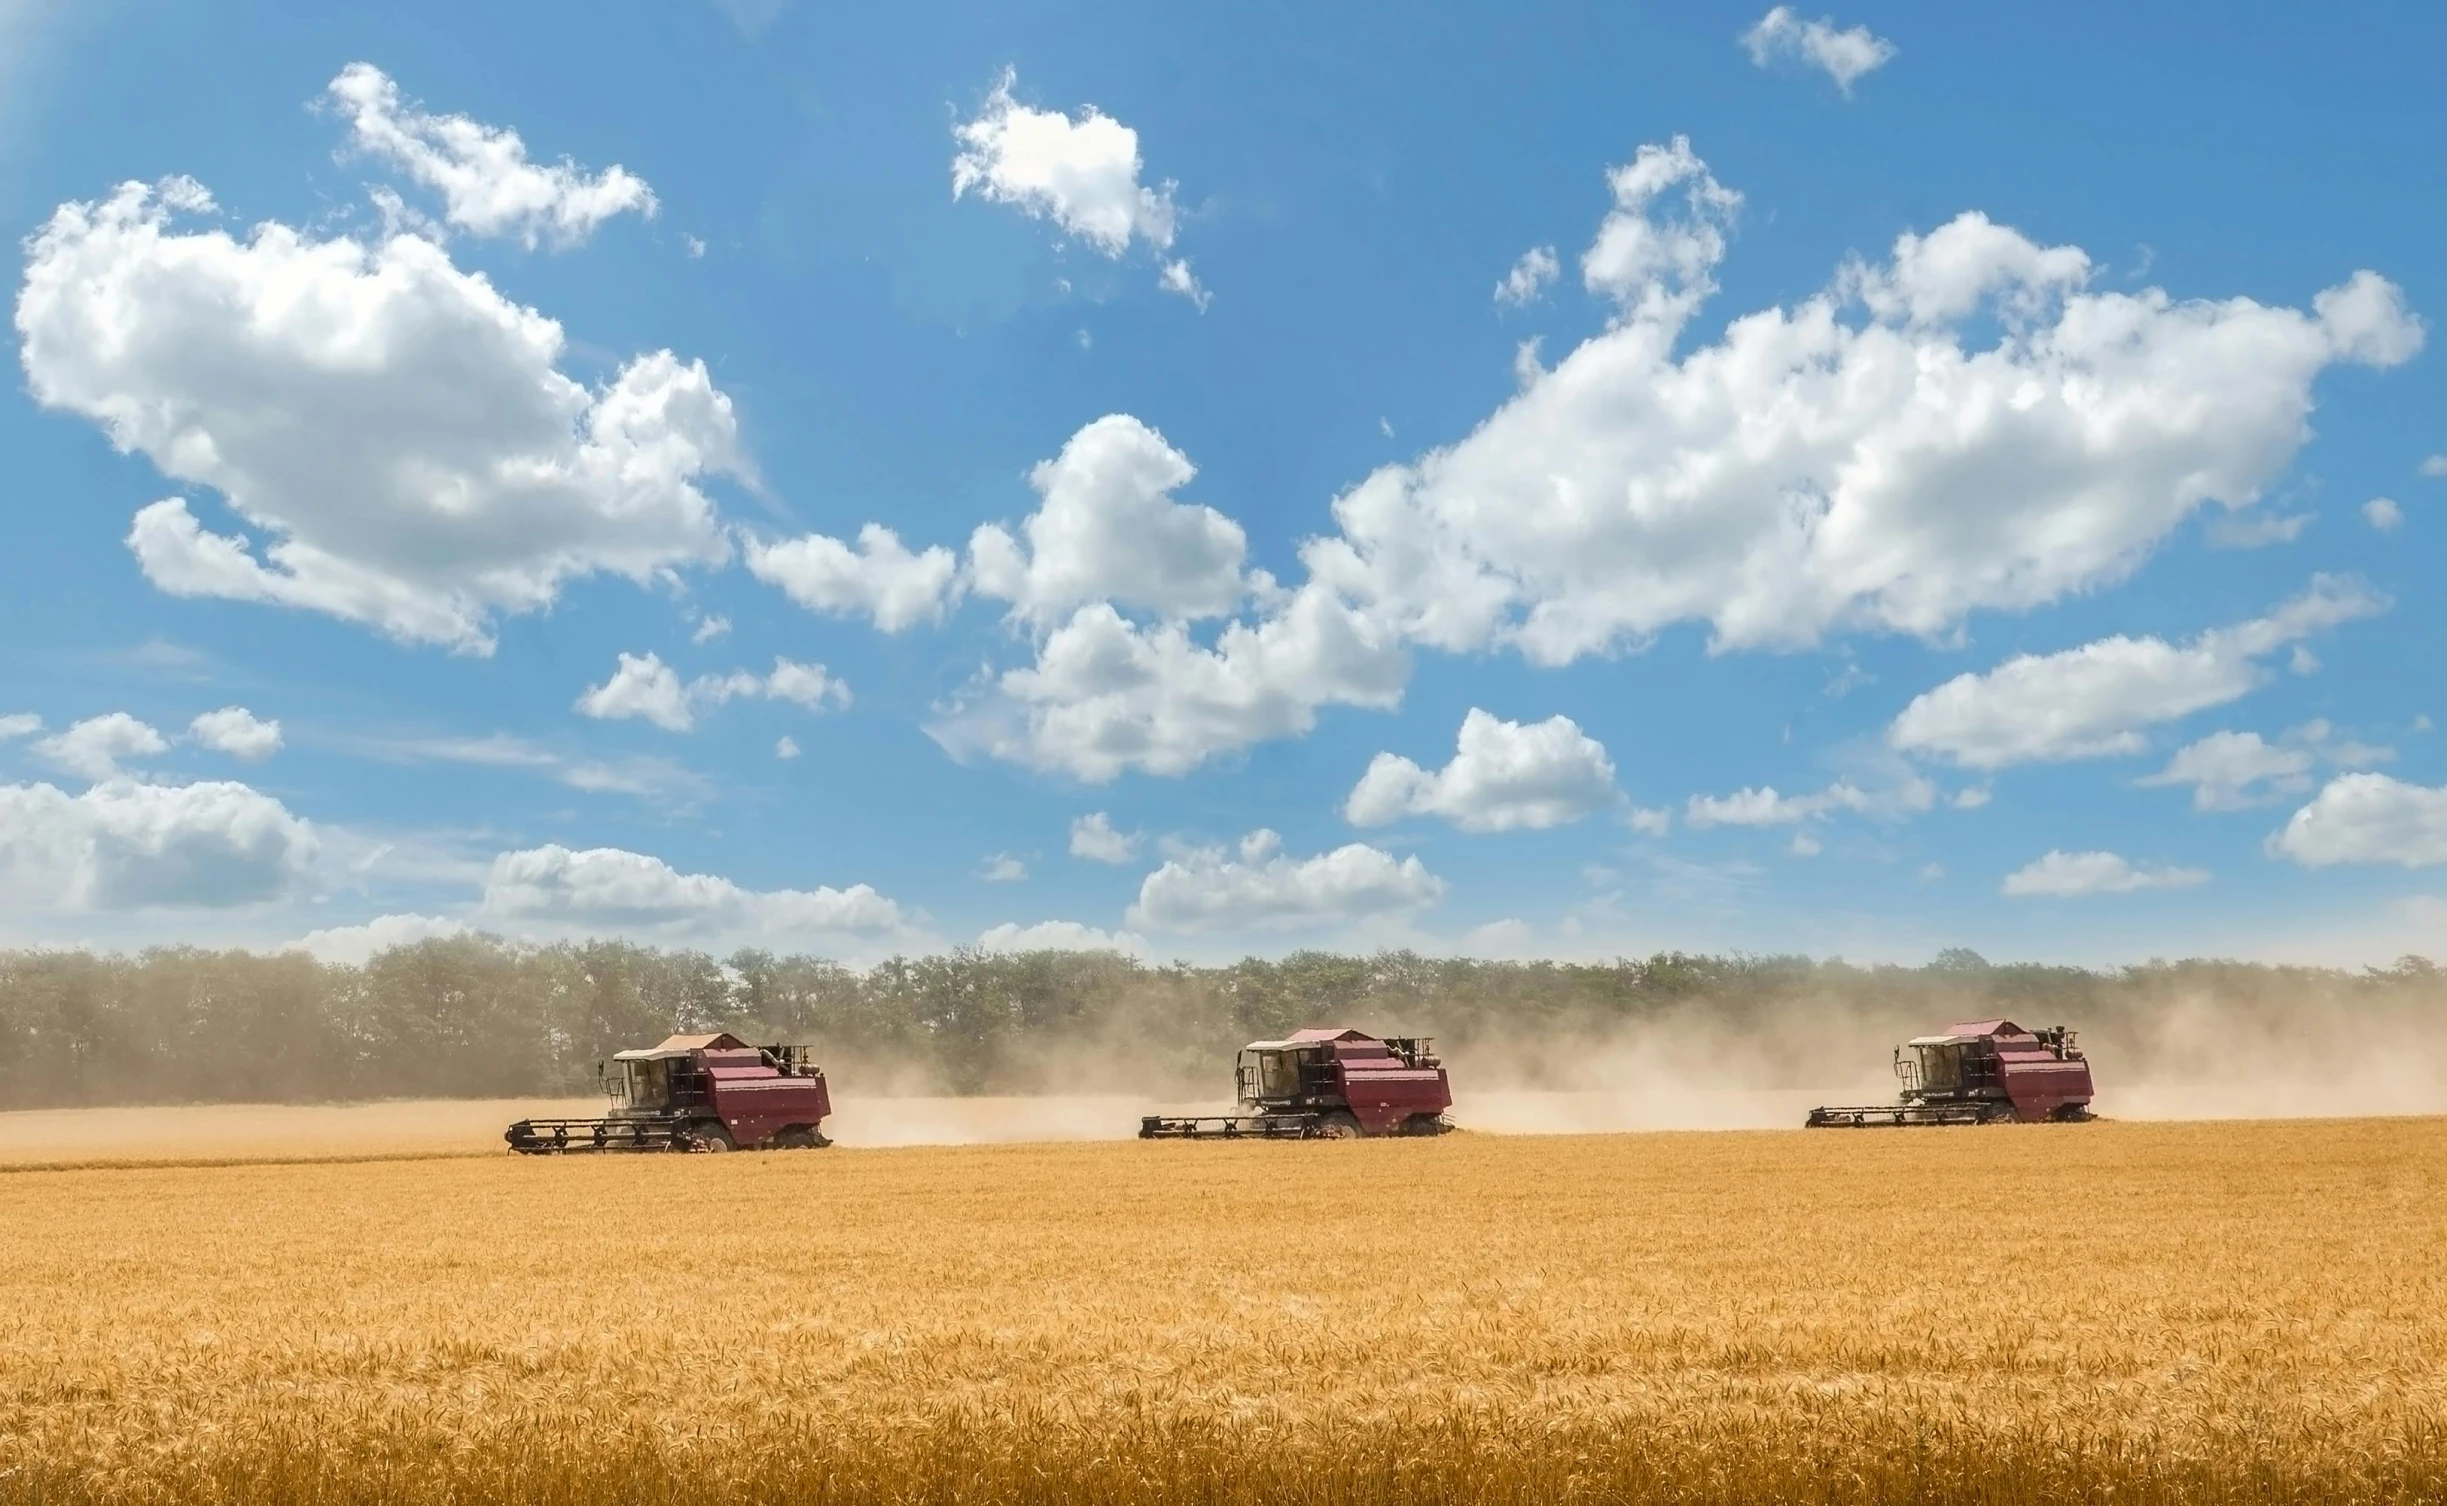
[{"left": 2, "top": 1115, "right": 2443, "bottom": 1504}]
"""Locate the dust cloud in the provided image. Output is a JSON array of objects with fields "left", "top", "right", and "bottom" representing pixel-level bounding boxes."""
[
  {"left": 1437, "top": 974, "right": 2447, "bottom": 1131},
  {"left": 2101, "top": 988, "right": 2447, "bottom": 1121}
]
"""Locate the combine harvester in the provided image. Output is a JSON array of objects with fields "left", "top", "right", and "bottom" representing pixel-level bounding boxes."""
[
  {"left": 1140, "top": 1027, "right": 1454, "bottom": 1139},
  {"left": 506, "top": 1032, "right": 833, "bottom": 1153},
  {"left": 1807, "top": 1018, "right": 2095, "bottom": 1127}
]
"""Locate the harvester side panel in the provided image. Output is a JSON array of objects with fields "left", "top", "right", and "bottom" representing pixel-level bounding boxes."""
[
  {"left": 1999, "top": 1057, "right": 2094, "bottom": 1121},
  {"left": 706, "top": 1069, "right": 831, "bottom": 1147},
  {"left": 1337, "top": 1067, "right": 1452, "bottom": 1135}
]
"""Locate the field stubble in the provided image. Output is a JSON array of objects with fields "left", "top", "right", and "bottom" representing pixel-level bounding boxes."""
[{"left": 2, "top": 1117, "right": 2443, "bottom": 1505}]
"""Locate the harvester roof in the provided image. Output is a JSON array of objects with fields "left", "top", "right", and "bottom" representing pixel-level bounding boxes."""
[
  {"left": 612, "top": 1031, "right": 750, "bottom": 1062},
  {"left": 1241, "top": 1027, "right": 1379, "bottom": 1051},
  {"left": 1904, "top": 1020, "right": 2034, "bottom": 1047},
  {"left": 1946, "top": 1018, "right": 2019, "bottom": 1038}
]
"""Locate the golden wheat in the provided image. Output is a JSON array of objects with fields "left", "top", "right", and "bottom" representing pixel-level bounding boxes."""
[{"left": 2, "top": 1114, "right": 2442, "bottom": 1504}]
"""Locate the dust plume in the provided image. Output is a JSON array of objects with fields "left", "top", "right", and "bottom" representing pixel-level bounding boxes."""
[{"left": 1434, "top": 962, "right": 2447, "bottom": 1131}]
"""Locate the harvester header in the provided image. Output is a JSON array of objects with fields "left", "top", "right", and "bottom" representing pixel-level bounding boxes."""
[
  {"left": 1807, "top": 1018, "right": 2095, "bottom": 1127},
  {"left": 1140, "top": 1027, "right": 1455, "bottom": 1139}
]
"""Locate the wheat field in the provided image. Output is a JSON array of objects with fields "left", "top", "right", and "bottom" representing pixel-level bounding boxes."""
[{"left": 2, "top": 1114, "right": 2443, "bottom": 1505}]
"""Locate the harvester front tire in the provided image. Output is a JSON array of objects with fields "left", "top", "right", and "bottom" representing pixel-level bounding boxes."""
[
  {"left": 1319, "top": 1113, "right": 1364, "bottom": 1140},
  {"left": 774, "top": 1126, "right": 826, "bottom": 1150},
  {"left": 690, "top": 1122, "right": 735, "bottom": 1152}
]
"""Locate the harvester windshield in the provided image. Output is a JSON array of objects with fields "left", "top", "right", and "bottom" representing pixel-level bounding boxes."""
[
  {"left": 606, "top": 1058, "right": 672, "bottom": 1111},
  {"left": 1242, "top": 1048, "right": 1301, "bottom": 1101},
  {"left": 1916, "top": 1042, "right": 1965, "bottom": 1092}
]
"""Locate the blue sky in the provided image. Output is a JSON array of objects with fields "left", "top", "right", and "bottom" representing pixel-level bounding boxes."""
[{"left": 3, "top": 0, "right": 2442, "bottom": 966}]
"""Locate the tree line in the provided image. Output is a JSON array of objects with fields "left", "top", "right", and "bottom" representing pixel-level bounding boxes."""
[{"left": 0, "top": 936, "right": 2437, "bottom": 1109}]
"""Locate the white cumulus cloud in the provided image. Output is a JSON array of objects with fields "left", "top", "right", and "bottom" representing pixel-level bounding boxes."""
[
  {"left": 1740, "top": 6, "right": 1899, "bottom": 95},
  {"left": 575, "top": 652, "right": 848, "bottom": 733},
  {"left": 1345, "top": 708, "right": 1617, "bottom": 832},
  {"left": 2138, "top": 730, "right": 2314, "bottom": 811},
  {"left": 969, "top": 414, "right": 1248, "bottom": 626},
  {"left": 2205, "top": 508, "right": 2314, "bottom": 549},
  {"left": 952, "top": 68, "right": 1178, "bottom": 258},
  {"left": 291, "top": 911, "right": 470, "bottom": 965},
  {"left": 188, "top": 706, "right": 282, "bottom": 761},
  {"left": 1685, "top": 776, "right": 1935, "bottom": 827},
  {"left": 1158, "top": 258, "right": 1211, "bottom": 310},
  {"left": 1300, "top": 139, "right": 2420, "bottom": 668},
  {"left": 755, "top": 659, "right": 848, "bottom": 711},
  {"left": 1495, "top": 246, "right": 1560, "bottom": 307},
  {"left": 0, "top": 777, "right": 317, "bottom": 910},
  {"left": 1127, "top": 829, "right": 1444, "bottom": 933},
  {"left": 2001, "top": 849, "right": 2209, "bottom": 898},
  {"left": 746, "top": 523, "right": 961, "bottom": 633},
  {"left": 327, "top": 63, "right": 657, "bottom": 249},
  {"left": 1888, "top": 575, "right": 2386, "bottom": 769},
  {"left": 975, "top": 919, "right": 1146, "bottom": 956},
  {"left": 36, "top": 713, "right": 168, "bottom": 780},
  {"left": 2363, "top": 497, "right": 2404, "bottom": 531},
  {"left": 936, "top": 585, "right": 1407, "bottom": 781},
  {"left": 19, "top": 177, "right": 739, "bottom": 652},
  {"left": 0, "top": 714, "right": 40, "bottom": 741},
  {"left": 2268, "top": 774, "right": 2447, "bottom": 868},
  {"left": 1069, "top": 811, "right": 1140, "bottom": 864},
  {"left": 977, "top": 853, "right": 1028, "bottom": 883},
  {"left": 575, "top": 652, "right": 692, "bottom": 731},
  {"left": 479, "top": 843, "right": 909, "bottom": 942}
]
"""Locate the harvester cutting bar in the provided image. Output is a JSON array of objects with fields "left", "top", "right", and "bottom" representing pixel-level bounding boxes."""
[
  {"left": 505, "top": 1117, "right": 689, "bottom": 1153},
  {"left": 1138, "top": 1114, "right": 1321, "bottom": 1140},
  {"left": 1804, "top": 1102, "right": 1997, "bottom": 1128}
]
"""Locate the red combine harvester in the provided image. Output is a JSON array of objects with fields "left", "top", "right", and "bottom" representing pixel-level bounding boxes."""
[
  {"left": 1806, "top": 1018, "right": 2095, "bottom": 1127},
  {"left": 1140, "top": 1027, "right": 1454, "bottom": 1139},
  {"left": 505, "top": 1032, "right": 833, "bottom": 1153}
]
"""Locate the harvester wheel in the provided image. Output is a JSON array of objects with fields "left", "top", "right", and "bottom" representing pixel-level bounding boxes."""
[
  {"left": 774, "top": 1126, "right": 817, "bottom": 1150},
  {"left": 1318, "top": 1113, "right": 1364, "bottom": 1140},
  {"left": 690, "top": 1122, "right": 735, "bottom": 1152},
  {"left": 1979, "top": 1103, "right": 2016, "bottom": 1125}
]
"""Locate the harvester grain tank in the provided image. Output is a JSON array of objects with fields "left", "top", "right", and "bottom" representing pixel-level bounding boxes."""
[
  {"left": 505, "top": 1032, "right": 833, "bottom": 1153},
  {"left": 1139, "top": 1027, "right": 1454, "bottom": 1139},
  {"left": 1806, "top": 1018, "right": 2094, "bottom": 1127}
]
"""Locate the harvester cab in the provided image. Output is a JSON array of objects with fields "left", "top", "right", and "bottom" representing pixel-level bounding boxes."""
[
  {"left": 1809, "top": 1019, "right": 2095, "bottom": 1127},
  {"left": 1237, "top": 1040, "right": 1329, "bottom": 1105},
  {"left": 506, "top": 1033, "right": 834, "bottom": 1153},
  {"left": 1141, "top": 1027, "right": 1455, "bottom": 1140}
]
